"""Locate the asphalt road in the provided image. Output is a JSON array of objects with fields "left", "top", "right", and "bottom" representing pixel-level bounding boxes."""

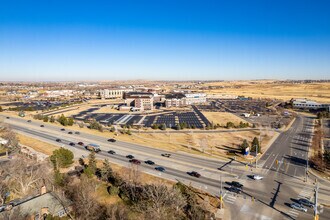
[{"left": 2, "top": 114, "right": 330, "bottom": 220}]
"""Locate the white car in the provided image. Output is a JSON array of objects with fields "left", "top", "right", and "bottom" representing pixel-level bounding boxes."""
[{"left": 253, "top": 175, "right": 263, "bottom": 180}]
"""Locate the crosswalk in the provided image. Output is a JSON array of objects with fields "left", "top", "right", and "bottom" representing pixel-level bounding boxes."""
[
  {"left": 223, "top": 175, "right": 248, "bottom": 205},
  {"left": 283, "top": 185, "right": 313, "bottom": 220}
]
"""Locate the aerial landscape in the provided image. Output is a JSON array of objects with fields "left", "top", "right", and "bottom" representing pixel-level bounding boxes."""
[{"left": 0, "top": 1, "right": 330, "bottom": 220}]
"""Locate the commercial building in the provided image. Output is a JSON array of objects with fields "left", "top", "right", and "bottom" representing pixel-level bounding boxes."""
[
  {"left": 292, "top": 98, "right": 330, "bottom": 111},
  {"left": 165, "top": 93, "right": 207, "bottom": 108},
  {"left": 99, "top": 89, "right": 133, "bottom": 99},
  {"left": 125, "top": 92, "right": 154, "bottom": 111}
]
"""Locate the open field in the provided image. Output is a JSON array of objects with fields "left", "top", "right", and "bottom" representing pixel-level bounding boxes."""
[
  {"left": 17, "top": 133, "right": 59, "bottom": 155},
  {"left": 202, "top": 111, "right": 249, "bottom": 125},
  {"left": 202, "top": 81, "right": 330, "bottom": 102}
]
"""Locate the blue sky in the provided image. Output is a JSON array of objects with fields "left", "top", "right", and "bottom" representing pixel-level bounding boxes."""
[{"left": 0, "top": 0, "right": 330, "bottom": 81}]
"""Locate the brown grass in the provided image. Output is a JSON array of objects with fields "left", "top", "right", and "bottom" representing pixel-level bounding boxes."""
[
  {"left": 202, "top": 112, "right": 249, "bottom": 125},
  {"left": 17, "top": 133, "right": 59, "bottom": 155},
  {"left": 202, "top": 81, "right": 330, "bottom": 102}
]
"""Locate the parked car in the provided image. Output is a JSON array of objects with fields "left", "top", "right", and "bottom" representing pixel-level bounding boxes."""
[
  {"left": 108, "top": 138, "right": 116, "bottom": 142},
  {"left": 252, "top": 175, "right": 263, "bottom": 180},
  {"left": 56, "top": 139, "right": 61, "bottom": 142},
  {"left": 126, "top": 155, "right": 134, "bottom": 159},
  {"left": 40, "top": 125, "right": 44, "bottom": 127},
  {"left": 69, "top": 142, "right": 75, "bottom": 146},
  {"left": 108, "top": 150, "right": 116, "bottom": 154},
  {"left": 298, "top": 198, "right": 314, "bottom": 208},
  {"left": 231, "top": 181, "right": 243, "bottom": 188},
  {"left": 228, "top": 186, "right": 242, "bottom": 194},
  {"left": 161, "top": 153, "right": 171, "bottom": 158},
  {"left": 27, "top": 120, "right": 31, "bottom": 123},
  {"left": 290, "top": 203, "right": 307, "bottom": 212},
  {"left": 68, "top": 131, "right": 73, "bottom": 134},
  {"left": 61, "top": 128, "right": 65, "bottom": 131},
  {"left": 129, "top": 159, "right": 141, "bottom": 165},
  {"left": 187, "top": 171, "right": 201, "bottom": 178},
  {"left": 145, "top": 160, "right": 155, "bottom": 165},
  {"left": 78, "top": 142, "right": 84, "bottom": 146},
  {"left": 75, "top": 131, "right": 80, "bottom": 135},
  {"left": 155, "top": 166, "right": 165, "bottom": 172}
]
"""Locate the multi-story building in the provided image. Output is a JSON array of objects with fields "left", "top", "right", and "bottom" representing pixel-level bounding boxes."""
[
  {"left": 292, "top": 98, "right": 330, "bottom": 111},
  {"left": 99, "top": 89, "right": 133, "bottom": 99},
  {"left": 125, "top": 92, "right": 154, "bottom": 111},
  {"left": 165, "top": 93, "right": 207, "bottom": 107}
]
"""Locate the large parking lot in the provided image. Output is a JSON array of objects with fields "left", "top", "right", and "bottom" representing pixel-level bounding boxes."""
[{"left": 73, "top": 106, "right": 211, "bottom": 129}]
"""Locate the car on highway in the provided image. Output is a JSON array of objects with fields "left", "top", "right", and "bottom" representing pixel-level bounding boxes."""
[
  {"left": 228, "top": 186, "right": 242, "bottom": 194},
  {"left": 126, "top": 155, "right": 134, "bottom": 159},
  {"left": 231, "top": 181, "right": 243, "bottom": 188},
  {"left": 108, "top": 150, "right": 116, "bottom": 155},
  {"left": 78, "top": 142, "right": 84, "bottom": 146},
  {"left": 161, "top": 153, "right": 171, "bottom": 158},
  {"left": 145, "top": 160, "right": 155, "bottom": 165},
  {"left": 187, "top": 171, "right": 201, "bottom": 178},
  {"left": 27, "top": 120, "right": 31, "bottom": 123},
  {"left": 60, "top": 128, "right": 65, "bottom": 131},
  {"left": 252, "top": 175, "right": 263, "bottom": 180},
  {"left": 6, "top": 117, "right": 10, "bottom": 119},
  {"left": 290, "top": 203, "right": 307, "bottom": 212},
  {"left": 85, "top": 144, "right": 101, "bottom": 153},
  {"left": 155, "top": 166, "right": 165, "bottom": 172},
  {"left": 129, "top": 159, "right": 141, "bottom": 165},
  {"left": 107, "top": 138, "right": 116, "bottom": 142},
  {"left": 75, "top": 131, "right": 80, "bottom": 135},
  {"left": 56, "top": 139, "right": 61, "bottom": 142},
  {"left": 298, "top": 198, "right": 314, "bottom": 208},
  {"left": 69, "top": 142, "right": 75, "bottom": 146},
  {"left": 40, "top": 125, "right": 44, "bottom": 127},
  {"left": 68, "top": 131, "right": 73, "bottom": 134}
]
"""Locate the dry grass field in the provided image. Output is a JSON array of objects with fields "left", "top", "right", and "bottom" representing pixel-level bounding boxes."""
[
  {"left": 202, "top": 81, "right": 330, "bottom": 102},
  {"left": 202, "top": 112, "right": 249, "bottom": 125},
  {"left": 17, "top": 134, "right": 59, "bottom": 155}
]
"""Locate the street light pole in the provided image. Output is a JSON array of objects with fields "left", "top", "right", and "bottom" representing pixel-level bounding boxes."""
[
  {"left": 220, "top": 175, "right": 223, "bottom": 209},
  {"left": 314, "top": 182, "right": 319, "bottom": 220}
]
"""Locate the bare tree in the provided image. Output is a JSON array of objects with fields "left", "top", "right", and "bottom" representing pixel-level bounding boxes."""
[
  {"left": 3, "top": 156, "right": 48, "bottom": 197},
  {"left": 134, "top": 184, "right": 186, "bottom": 220},
  {"left": 66, "top": 175, "right": 104, "bottom": 220}
]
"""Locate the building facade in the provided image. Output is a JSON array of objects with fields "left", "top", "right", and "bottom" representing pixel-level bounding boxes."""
[{"left": 99, "top": 89, "right": 133, "bottom": 99}]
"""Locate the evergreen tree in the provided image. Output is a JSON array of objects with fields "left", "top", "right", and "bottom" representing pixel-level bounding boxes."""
[
  {"left": 251, "top": 137, "right": 261, "bottom": 153},
  {"left": 88, "top": 151, "right": 97, "bottom": 175},
  {"left": 50, "top": 148, "right": 74, "bottom": 169},
  {"left": 239, "top": 139, "right": 250, "bottom": 154}
]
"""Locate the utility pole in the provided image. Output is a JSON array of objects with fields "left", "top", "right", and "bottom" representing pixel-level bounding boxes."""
[
  {"left": 220, "top": 175, "right": 223, "bottom": 209},
  {"left": 314, "top": 182, "right": 319, "bottom": 220}
]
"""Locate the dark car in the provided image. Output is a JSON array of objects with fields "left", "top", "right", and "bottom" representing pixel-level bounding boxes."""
[
  {"left": 188, "top": 171, "right": 201, "bottom": 178},
  {"left": 56, "top": 139, "right": 61, "bottom": 142},
  {"left": 69, "top": 142, "right": 75, "bottom": 146},
  {"left": 6, "top": 117, "right": 10, "bottom": 119},
  {"left": 75, "top": 131, "right": 80, "bottom": 135},
  {"left": 108, "top": 150, "right": 116, "bottom": 154},
  {"left": 68, "top": 131, "right": 73, "bottom": 134},
  {"left": 231, "top": 181, "right": 243, "bottom": 188},
  {"left": 129, "top": 159, "right": 141, "bottom": 165},
  {"left": 229, "top": 186, "right": 242, "bottom": 194},
  {"left": 61, "top": 128, "right": 65, "bottom": 131},
  {"left": 78, "top": 142, "right": 84, "bottom": 146},
  {"left": 155, "top": 166, "right": 165, "bottom": 172},
  {"left": 40, "top": 125, "right": 44, "bottom": 127},
  {"left": 27, "top": 120, "right": 31, "bottom": 123},
  {"left": 161, "top": 153, "right": 171, "bottom": 158},
  {"left": 145, "top": 160, "right": 155, "bottom": 165},
  {"left": 108, "top": 138, "right": 116, "bottom": 142},
  {"left": 126, "top": 155, "right": 134, "bottom": 159},
  {"left": 298, "top": 198, "right": 314, "bottom": 208}
]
